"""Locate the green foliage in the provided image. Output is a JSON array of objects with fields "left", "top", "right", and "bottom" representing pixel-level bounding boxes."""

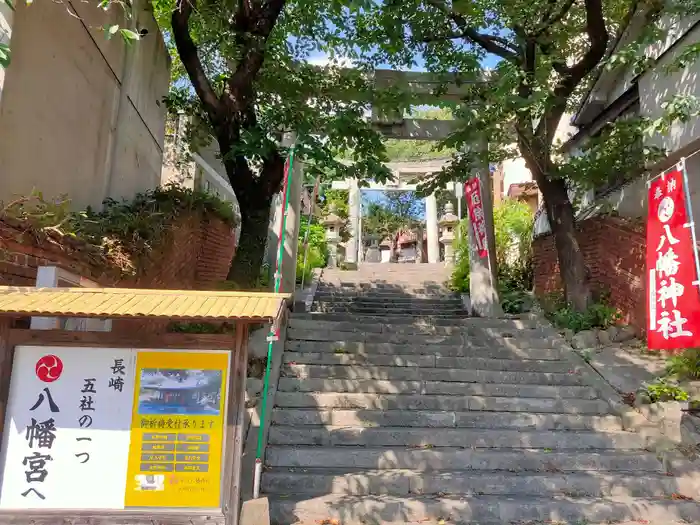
[
  {"left": 450, "top": 199, "right": 534, "bottom": 311},
  {"left": 545, "top": 293, "right": 622, "bottom": 333},
  {"left": 318, "top": 190, "right": 349, "bottom": 220},
  {"left": 0, "top": 0, "right": 13, "bottom": 69},
  {"left": 0, "top": 42, "right": 10, "bottom": 69},
  {"left": 0, "top": 184, "right": 237, "bottom": 274},
  {"left": 450, "top": 219, "right": 471, "bottom": 293},
  {"left": 296, "top": 221, "right": 328, "bottom": 285},
  {"left": 645, "top": 378, "right": 689, "bottom": 403},
  {"left": 316, "top": 189, "right": 350, "bottom": 242},
  {"left": 665, "top": 348, "right": 700, "bottom": 381},
  {"left": 362, "top": 192, "right": 423, "bottom": 253}
]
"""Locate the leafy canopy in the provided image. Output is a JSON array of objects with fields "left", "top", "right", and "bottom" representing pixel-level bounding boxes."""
[
  {"left": 334, "top": 0, "right": 700, "bottom": 194},
  {"left": 150, "top": 0, "right": 413, "bottom": 189}
]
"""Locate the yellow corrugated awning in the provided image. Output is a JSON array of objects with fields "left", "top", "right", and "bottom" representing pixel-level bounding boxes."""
[{"left": 0, "top": 286, "right": 291, "bottom": 322}]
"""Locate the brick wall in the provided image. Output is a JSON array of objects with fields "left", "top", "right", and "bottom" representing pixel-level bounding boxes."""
[
  {"left": 533, "top": 215, "right": 647, "bottom": 333},
  {"left": 0, "top": 214, "right": 237, "bottom": 333}
]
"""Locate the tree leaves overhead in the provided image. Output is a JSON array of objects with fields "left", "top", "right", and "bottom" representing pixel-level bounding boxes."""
[
  {"left": 154, "top": 0, "right": 410, "bottom": 188},
  {"left": 338, "top": 0, "right": 700, "bottom": 194}
]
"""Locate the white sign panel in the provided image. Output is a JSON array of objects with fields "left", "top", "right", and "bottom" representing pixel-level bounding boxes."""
[{"left": 0, "top": 346, "right": 136, "bottom": 509}]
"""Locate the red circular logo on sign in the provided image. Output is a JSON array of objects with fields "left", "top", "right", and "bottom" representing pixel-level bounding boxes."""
[{"left": 35, "top": 355, "right": 63, "bottom": 383}]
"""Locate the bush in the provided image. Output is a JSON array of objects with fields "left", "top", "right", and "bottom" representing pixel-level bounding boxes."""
[
  {"left": 450, "top": 199, "right": 534, "bottom": 312},
  {"left": 544, "top": 292, "right": 621, "bottom": 332},
  {"left": 644, "top": 378, "right": 689, "bottom": 403},
  {"left": 666, "top": 348, "right": 700, "bottom": 380},
  {"left": 450, "top": 219, "right": 470, "bottom": 292},
  {"left": 0, "top": 184, "right": 238, "bottom": 275},
  {"left": 296, "top": 221, "right": 328, "bottom": 285}
]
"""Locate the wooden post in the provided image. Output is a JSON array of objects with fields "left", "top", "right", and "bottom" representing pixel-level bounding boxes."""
[
  {"left": 223, "top": 324, "right": 249, "bottom": 525},
  {"left": 0, "top": 318, "right": 11, "bottom": 442}
]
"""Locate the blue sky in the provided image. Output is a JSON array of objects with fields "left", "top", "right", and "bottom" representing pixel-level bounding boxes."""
[{"left": 305, "top": 47, "right": 502, "bottom": 72}]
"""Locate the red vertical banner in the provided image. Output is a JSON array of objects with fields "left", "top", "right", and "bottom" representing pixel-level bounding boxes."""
[
  {"left": 646, "top": 169, "right": 700, "bottom": 350},
  {"left": 464, "top": 177, "right": 488, "bottom": 258}
]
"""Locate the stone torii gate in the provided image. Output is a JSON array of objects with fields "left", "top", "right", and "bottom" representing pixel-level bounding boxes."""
[
  {"left": 331, "top": 159, "right": 454, "bottom": 265},
  {"left": 348, "top": 69, "right": 501, "bottom": 316},
  {"left": 277, "top": 69, "right": 500, "bottom": 316}
]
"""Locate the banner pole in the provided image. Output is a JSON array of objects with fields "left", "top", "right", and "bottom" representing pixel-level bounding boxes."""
[
  {"left": 679, "top": 158, "right": 700, "bottom": 290},
  {"left": 253, "top": 146, "right": 295, "bottom": 499}
]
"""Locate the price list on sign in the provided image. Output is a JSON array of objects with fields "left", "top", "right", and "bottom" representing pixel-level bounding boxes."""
[{"left": 646, "top": 167, "right": 700, "bottom": 350}]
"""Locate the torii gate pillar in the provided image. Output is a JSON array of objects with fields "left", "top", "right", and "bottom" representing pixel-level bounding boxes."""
[{"left": 468, "top": 147, "right": 502, "bottom": 318}]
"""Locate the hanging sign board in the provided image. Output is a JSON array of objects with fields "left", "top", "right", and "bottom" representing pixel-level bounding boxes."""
[
  {"left": 464, "top": 177, "right": 488, "bottom": 258},
  {"left": 646, "top": 168, "right": 700, "bottom": 350},
  {"left": 0, "top": 346, "right": 229, "bottom": 510}
]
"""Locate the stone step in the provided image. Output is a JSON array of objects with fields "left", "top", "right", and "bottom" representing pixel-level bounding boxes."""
[
  {"left": 265, "top": 446, "right": 664, "bottom": 472},
  {"left": 313, "top": 294, "right": 463, "bottom": 304},
  {"left": 283, "top": 352, "right": 574, "bottom": 374},
  {"left": 267, "top": 494, "right": 700, "bottom": 525},
  {"left": 271, "top": 409, "right": 624, "bottom": 430},
  {"left": 262, "top": 469, "right": 696, "bottom": 498},
  {"left": 276, "top": 378, "right": 599, "bottom": 399},
  {"left": 274, "top": 392, "right": 609, "bottom": 413},
  {"left": 312, "top": 305, "right": 469, "bottom": 317},
  {"left": 291, "top": 312, "right": 538, "bottom": 328},
  {"left": 287, "top": 328, "right": 465, "bottom": 344},
  {"left": 282, "top": 364, "right": 588, "bottom": 386},
  {"left": 287, "top": 328, "right": 564, "bottom": 348},
  {"left": 284, "top": 340, "right": 566, "bottom": 359},
  {"left": 288, "top": 317, "right": 550, "bottom": 336},
  {"left": 268, "top": 426, "right": 647, "bottom": 449}
]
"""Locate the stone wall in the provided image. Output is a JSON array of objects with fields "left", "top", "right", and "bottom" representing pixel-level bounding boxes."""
[{"left": 533, "top": 215, "right": 647, "bottom": 333}]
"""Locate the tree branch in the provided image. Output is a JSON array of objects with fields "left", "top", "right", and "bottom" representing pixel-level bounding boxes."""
[
  {"left": 563, "top": 0, "right": 609, "bottom": 83},
  {"left": 171, "top": 0, "right": 221, "bottom": 120},
  {"left": 229, "top": 0, "right": 287, "bottom": 93},
  {"left": 532, "top": 0, "right": 577, "bottom": 37},
  {"left": 534, "top": 0, "right": 608, "bottom": 142},
  {"left": 424, "top": 0, "right": 519, "bottom": 62}
]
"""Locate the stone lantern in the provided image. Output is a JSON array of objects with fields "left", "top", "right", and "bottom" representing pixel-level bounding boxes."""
[
  {"left": 364, "top": 234, "right": 381, "bottom": 263},
  {"left": 322, "top": 206, "right": 344, "bottom": 268},
  {"left": 439, "top": 202, "right": 459, "bottom": 266}
]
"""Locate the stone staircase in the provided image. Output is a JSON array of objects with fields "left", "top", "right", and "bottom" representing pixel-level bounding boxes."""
[
  {"left": 262, "top": 267, "right": 700, "bottom": 524},
  {"left": 312, "top": 264, "right": 467, "bottom": 318}
]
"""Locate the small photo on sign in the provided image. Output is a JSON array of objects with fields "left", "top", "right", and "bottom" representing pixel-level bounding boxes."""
[
  {"left": 135, "top": 474, "right": 165, "bottom": 492},
  {"left": 138, "top": 369, "right": 222, "bottom": 416}
]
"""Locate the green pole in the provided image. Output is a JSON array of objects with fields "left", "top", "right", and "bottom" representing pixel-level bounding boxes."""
[{"left": 253, "top": 146, "right": 295, "bottom": 497}]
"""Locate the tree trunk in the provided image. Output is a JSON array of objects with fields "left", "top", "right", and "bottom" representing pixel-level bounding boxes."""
[
  {"left": 518, "top": 136, "right": 592, "bottom": 312},
  {"left": 227, "top": 200, "right": 273, "bottom": 288},
  {"left": 539, "top": 176, "right": 592, "bottom": 311}
]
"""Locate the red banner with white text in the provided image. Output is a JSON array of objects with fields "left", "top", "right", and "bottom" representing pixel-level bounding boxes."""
[
  {"left": 464, "top": 178, "right": 488, "bottom": 258},
  {"left": 646, "top": 168, "right": 700, "bottom": 350}
]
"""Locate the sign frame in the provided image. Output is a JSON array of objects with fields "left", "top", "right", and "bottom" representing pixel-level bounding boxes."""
[{"left": 0, "top": 328, "right": 248, "bottom": 525}]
